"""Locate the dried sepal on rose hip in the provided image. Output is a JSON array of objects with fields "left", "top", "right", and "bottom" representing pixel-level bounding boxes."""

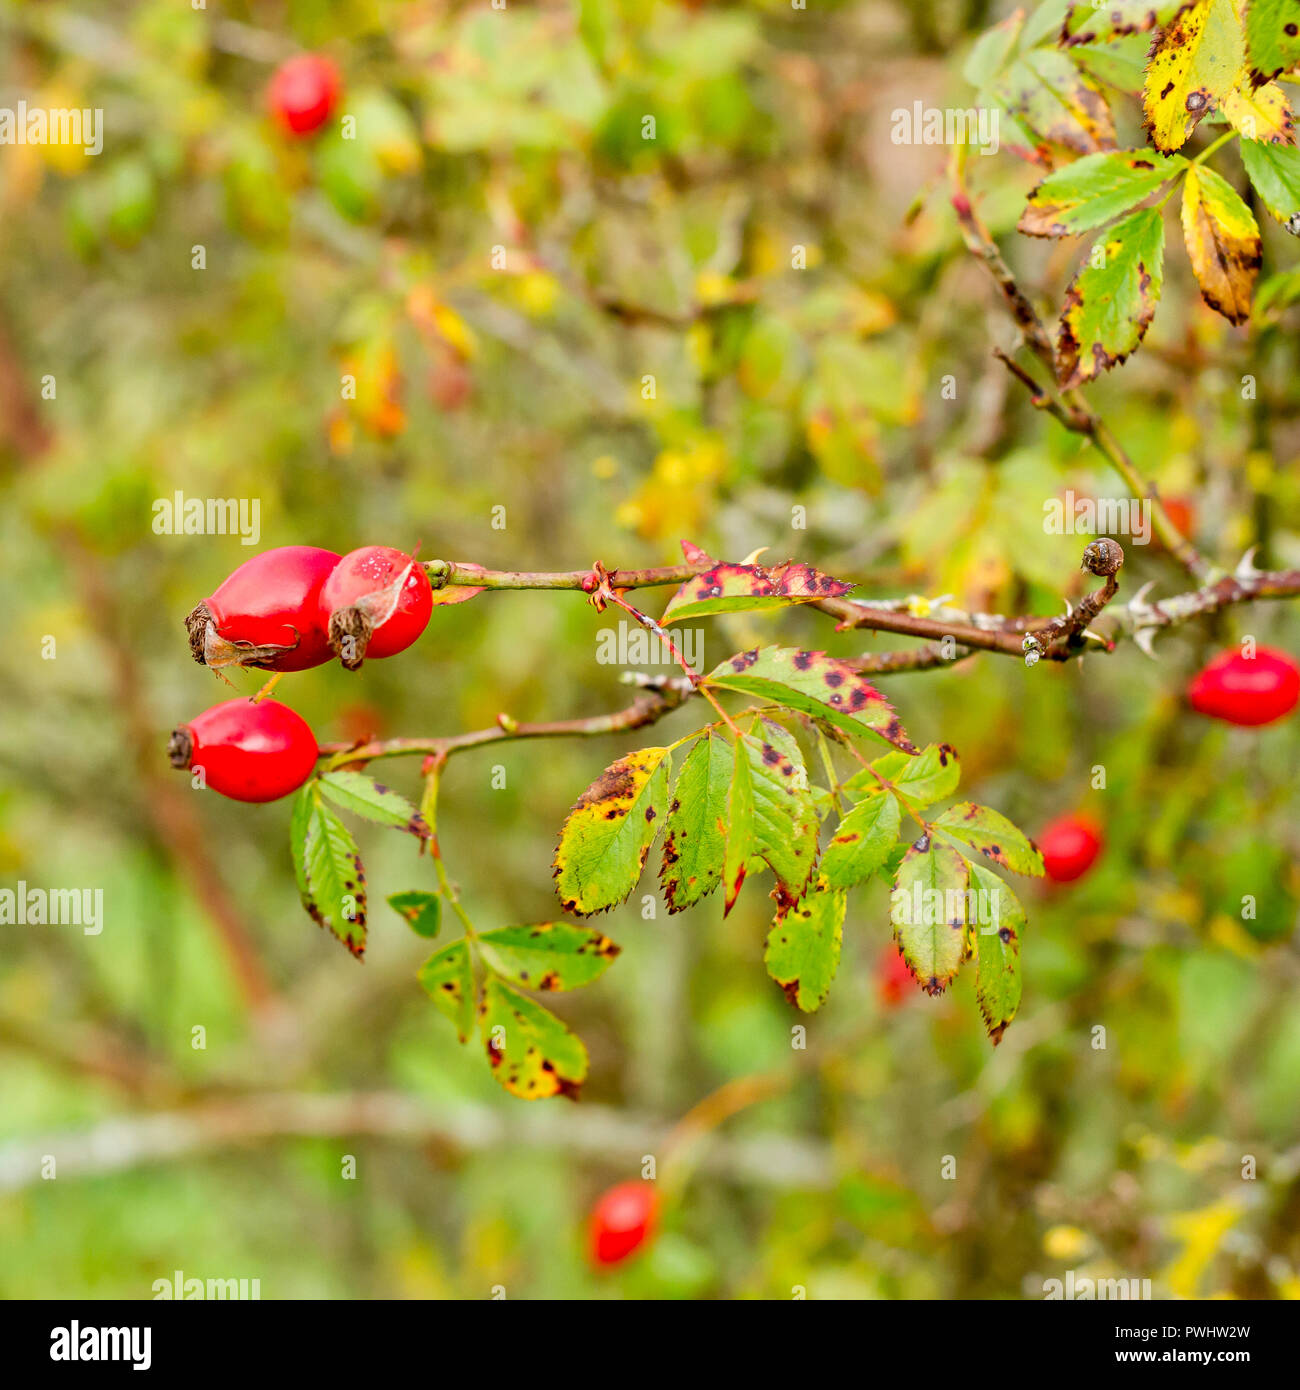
[
  {"left": 168, "top": 698, "right": 318, "bottom": 803},
  {"left": 1187, "top": 647, "right": 1300, "bottom": 727},
  {"left": 186, "top": 546, "right": 341, "bottom": 673},
  {"left": 589, "top": 1181, "right": 658, "bottom": 1267},
  {"left": 321, "top": 546, "right": 433, "bottom": 670}
]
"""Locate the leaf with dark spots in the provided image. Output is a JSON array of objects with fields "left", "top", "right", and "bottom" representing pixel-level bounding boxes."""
[
  {"left": 1245, "top": 0, "right": 1300, "bottom": 84},
  {"left": 764, "top": 874, "right": 846, "bottom": 1012},
  {"left": 660, "top": 731, "right": 734, "bottom": 913},
  {"left": 821, "top": 791, "right": 901, "bottom": 890},
  {"left": 477, "top": 978, "right": 587, "bottom": 1100},
  {"left": 1180, "top": 164, "right": 1262, "bottom": 324},
  {"left": 553, "top": 747, "right": 671, "bottom": 915},
  {"left": 387, "top": 889, "right": 441, "bottom": 938},
  {"left": 705, "top": 646, "right": 917, "bottom": 752},
  {"left": 660, "top": 557, "right": 854, "bottom": 624},
  {"left": 722, "top": 733, "right": 755, "bottom": 916},
  {"left": 318, "top": 769, "right": 430, "bottom": 839},
  {"left": 1018, "top": 150, "right": 1186, "bottom": 238},
  {"left": 1060, "top": 1, "right": 1184, "bottom": 47},
  {"left": 967, "top": 863, "right": 1025, "bottom": 1045},
  {"left": 476, "top": 922, "right": 620, "bottom": 992},
  {"left": 988, "top": 48, "right": 1118, "bottom": 155},
  {"left": 1056, "top": 206, "right": 1164, "bottom": 388},
  {"left": 417, "top": 939, "right": 476, "bottom": 1041},
  {"left": 893, "top": 839, "right": 969, "bottom": 996},
  {"left": 299, "top": 789, "right": 367, "bottom": 957},
  {"left": 844, "top": 743, "right": 961, "bottom": 811},
  {"left": 741, "top": 721, "right": 820, "bottom": 905},
  {"left": 933, "top": 802, "right": 1045, "bottom": 876},
  {"left": 1143, "top": 0, "right": 1246, "bottom": 153}
]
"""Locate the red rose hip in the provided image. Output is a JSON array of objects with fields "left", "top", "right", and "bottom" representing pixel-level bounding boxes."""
[
  {"left": 187, "top": 546, "right": 341, "bottom": 672},
  {"left": 1039, "top": 813, "right": 1103, "bottom": 884},
  {"left": 589, "top": 1181, "right": 657, "bottom": 1266},
  {"left": 877, "top": 942, "right": 914, "bottom": 1009},
  {"left": 1187, "top": 647, "right": 1300, "bottom": 727},
  {"left": 168, "top": 698, "right": 318, "bottom": 803},
  {"left": 321, "top": 546, "right": 433, "bottom": 670},
  {"left": 268, "top": 54, "right": 342, "bottom": 137}
]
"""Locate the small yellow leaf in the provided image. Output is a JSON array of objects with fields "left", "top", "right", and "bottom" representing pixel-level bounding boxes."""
[
  {"left": 1221, "top": 80, "right": 1295, "bottom": 145},
  {"left": 1180, "top": 165, "right": 1262, "bottom": 324}
]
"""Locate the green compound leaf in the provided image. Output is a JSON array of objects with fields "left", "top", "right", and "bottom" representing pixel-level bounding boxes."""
[
  {"left": 1056, "top": 206, "right": 1164, "bottom": 388},
  {"left": 1019, "top": 150, "right": 1187, "bottom": 237},
  {"left": 821, "top": 791, "right": 901, "bottom": 890},
  {"left": 476, "top": 922, "right": 620, "bottom": 991},
  {"left": 742, "top": 720, "right": 820, "bottom": 907},
  {"left": 417, "top": 939, "right": 476, "bottom": 1042},
  {"left": 387, "top": 890, "right": 442, "bottom": 938},
  {"left": 661, "top": 731, "right": 733, "bottom": 913},
  {"left": 892, "top": 836, "right": 970, "bottom": 996},
  {"left": 845, "top": 742, "right": 962, "bottom": 810},
  {"left": 967, "top": 862, "right": 1025, "bottom": 1046},
  {"left": 1246, "top": 0, "right": 1300, "bottom": 84},
  {"left": 722, "top": 730, "right": 755, "bottom": 915},
  {"left": 934, "top": 801, "right": 1046, "bottom": 876},
  {"left": 661, "top": 557, "right": 853, "bottom": 624},
  {"left": 553, "top": 746, "right": 671, "bottom": 915},
  {"left": 706, "top": 647, "right": 918, "bottom": 753},
  {"left": 764, "top": 874, "right": 846, "bottom": 1013},
  {"left": 1240, "top": 137, "right": 1300, "bottom": 222},
  {"left": 1059, "top": 0, "right": 1184, "bottom": 47},
  {"left": 318, "top": 770, "right": 431, "bottom": 837},
  {"left": 301, "top": 790, "right": 367, "bottom": 958},
  {"left": 289, "top": 781, "right": 315, "bottom": 914},
  {"left": 478, "top": 977, "right": 588, "bottom": 1100}
]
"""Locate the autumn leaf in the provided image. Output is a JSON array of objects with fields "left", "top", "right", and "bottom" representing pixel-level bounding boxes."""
[
  {"left": 1245, "top": 0, "right": 1300, "bottom": 84},
  {"left": 764, "top": 874, "right": 846, "bottom": 1012},
  {"left": 722, "top": 731, "right": 755, "bottom": 915},
  {"left": 660, "top": 557, "right": 853, "bottom": 624},
  {"left": 1143, "top": 0, "right": 1247, "bottom": 154},
  {"left": 478, "top": 978, "right": 588, "bottom": 1100},
  {"left": 388, "top": 889, "right": 441, "bottom": 938},
  {"left": 742, "top": 720, "right": 820, "bottom": 907},
  {"left": 417, "top": 939, "right": 476, "bottom": 1041},
  {"left": 933, "top": 801, "right": 1046, "bottom": 876},
  {"left": 989, "top": 48, "right": 1118, "bottom": 155},
  {"left": 553, "top": 747, "right": 671, "bottom": 915},
  {"left": 844, "top": 743, "right": 961, "bottom": 810},
  {"left": 661, "top": 731, "right": 733, "bottom": 913},
  {"left": 1057, "top": 206, "right": 1165, "bottom": 387},
  {"left": 1060, "top": 1, "right": 1185, "bottom": 47},
  {"left": 1221, "top": 78, "right": 1295, "bottom": 143},
  {"left": 967, "top": 862, "right": 1025, "bottom": 1045},
  {"left": 1180, "top": 164, "right": 1262, "bottom": 323},
  {"left": 1019, "top": 150, "right": 1187, "bottom": 237},
  {"left": 475, "top": 922, "right": 620, "bottom": 991},
  {"left": 820, "top": 790, "right": 901, "bottom": 890},
  {"left": 705, "top": 647, "right": 918, "bottom": 753},
  {"left": 292, "top": 784, "right": 367, "bottom": 958},
  {"left": 892, "top": 837, "right": 970, "bottom": 996}
]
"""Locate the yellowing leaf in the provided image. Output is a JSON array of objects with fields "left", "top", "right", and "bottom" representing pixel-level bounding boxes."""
[
  {"left": 478, "top": 978, "right": 587, "bottom": 1100},
  {"left": 1057, "top": 207, "right": 1165, "bottom": 387},
  {"left": 1180, "top": 164, "right": 1262, "bottom": 323},
  {"left": 1019, "top": 150, "right": 1187, "bottom": 237},
  {"left": 552, "top": 747, "right": 671, "bottom": 915},
  {"left": 990, "top": 49, "right": 1118, "bottom": 154},
  {"left": 1143, "top": 0, "right": 1248, "bottom": 153},
  {"left": 892, "top": 837, "right": 970, "bottom": 996},
  {"left": 417, "top": 939, "right": 476, "bottom": 1042},
  {"left": 1221, "top": 78, "right": 1295, "bottom": 143}
]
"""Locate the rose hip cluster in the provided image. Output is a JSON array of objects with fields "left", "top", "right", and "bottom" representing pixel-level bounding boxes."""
[{"left": 171, "top": 546, "right": 433, "bottom": 803}]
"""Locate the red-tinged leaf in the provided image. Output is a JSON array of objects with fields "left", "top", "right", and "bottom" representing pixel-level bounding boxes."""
[
  {"left": 705, "top": 646, "right": 918, "bottom": 753},
  {"left": 722, "top": 736, "right": 754, "bottom": 916},
  {"left": 680, "top": 539, "right": 716, "bottom": 566},
  {"left": 661, "top": 559, "right": 854, "bottom": 624}
]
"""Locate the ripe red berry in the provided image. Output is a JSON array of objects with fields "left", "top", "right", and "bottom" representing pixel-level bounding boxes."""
[
  {"left": 589, "top": 1181, "right": 657, "bottom": 1267},
  {"left": 1187, "top": 646, "right": 1300, "bottom": 727},
  {"left": 187, "top": 546, "right": 341, "bottom": 672},
  {"left": 321, "top": 546, "right": 433, "bottom": 670},
  {"left": 168, "top": 698, "right": 318, "bottom": 803},
  {"left": 1039, "top": 814, "right": 1103, "bottom": 884},
  {"left": 268, "top": 54, "right": 342, "bottom": 137},
  {"left": 877, "top": 942, "right": 914, "bottom": 1009}
]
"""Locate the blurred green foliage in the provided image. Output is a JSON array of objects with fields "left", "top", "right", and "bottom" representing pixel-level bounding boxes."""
[{"left": 0, "top": 0, "right": 1298, "bottom": 1300}]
